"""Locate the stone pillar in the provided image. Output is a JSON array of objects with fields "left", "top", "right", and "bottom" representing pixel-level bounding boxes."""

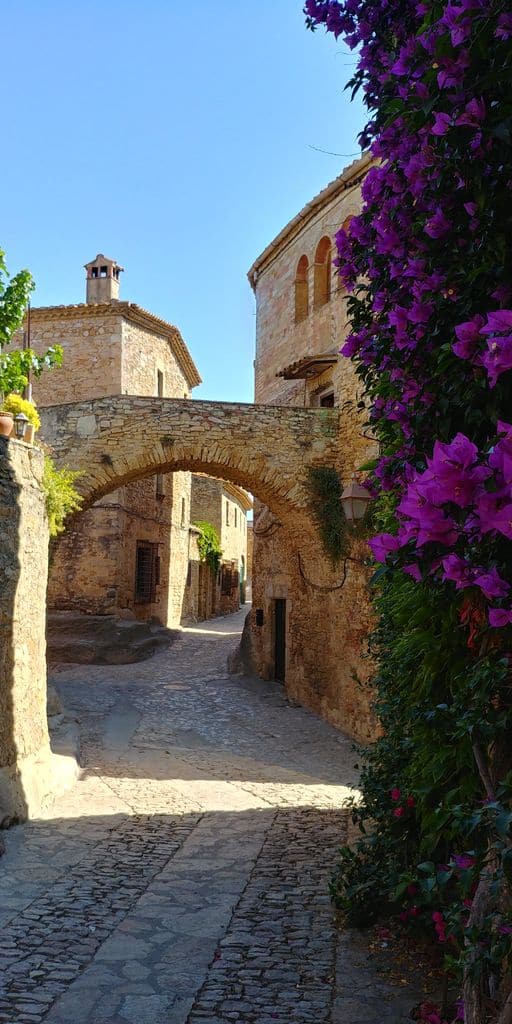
[{"left": 0, "top": 439, "right": 51, "bottom": 819}]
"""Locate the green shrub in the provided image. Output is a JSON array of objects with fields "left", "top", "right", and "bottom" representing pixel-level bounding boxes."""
[
  {"left": 194, "top": 521, "right": 222, "bottom": 574},
  {"left": 42, "top": 456, "right": 82, "bottom": 537}
]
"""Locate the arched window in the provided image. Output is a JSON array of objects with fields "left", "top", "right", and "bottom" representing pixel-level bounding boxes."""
[
  {"left": 314, "top": 237, "right": 332, "bottom": 309},
  {"left": 294, "top": 255, "right": 309, "bottom": 324},
  {"left": 337, "top": 217, "right": 353, "bottom": 291}
]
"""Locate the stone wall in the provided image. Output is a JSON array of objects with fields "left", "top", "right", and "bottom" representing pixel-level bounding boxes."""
[
  {"left": 16, "top": 303, "right": 198, "bottom": 628},
  {"left": 13, "top": 307, "right": 124, "bottom": 404},
  {"left": 248, "top": 156, "right": 379, "bottom": 742},
  {"left": 0, "top": 441, "right": 53, "bottom": 817},
  {"left": 40, "top": 396, "right": 364, "bottom": 731}
]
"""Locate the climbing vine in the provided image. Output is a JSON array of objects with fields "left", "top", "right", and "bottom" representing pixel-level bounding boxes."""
[
  {"left": 306, "top": 466, "right": 349, "bottom": 563},
  {"left": 194, "top": 521, "right": 223, "bottom": 575},
  {"left": 305, "top": 2, "right": 512, "bottom": 1021}
]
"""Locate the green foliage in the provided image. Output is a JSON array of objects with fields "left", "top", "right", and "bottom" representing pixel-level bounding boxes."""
[
  {"left": 1, "top": 394, "right": 40, "bottom": 430},
  {"left": 306, "top": 466, "right": 349, "bottom": 564},
  {"left": 331, "top": 561, "right": 512, "bottom": 986},
  {"left": 42, "top": 456, "right": 83, "bottom": 537},
  {"left": 194, "top": 520, "right": 222, "bottom": 574},
  {"left": 0, "top": 248, "right": 63, "bottom": 397}
]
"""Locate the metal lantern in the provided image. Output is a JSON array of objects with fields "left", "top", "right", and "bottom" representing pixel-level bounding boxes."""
[
  {"left": 340, "top": 473, "right": 371, "bottom": 523},
  {"left": 14, "top": 412, "right": 29, "bottom": 440}
]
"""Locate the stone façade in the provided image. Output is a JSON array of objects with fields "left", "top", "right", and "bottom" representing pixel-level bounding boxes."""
[{"left": 247, "top": 155, "right": 379, "bottom": 742}]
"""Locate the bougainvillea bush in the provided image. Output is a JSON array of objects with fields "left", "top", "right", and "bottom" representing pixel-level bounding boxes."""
[{"left": 304, "top": 2, "right": 512, "bottom": 1021}]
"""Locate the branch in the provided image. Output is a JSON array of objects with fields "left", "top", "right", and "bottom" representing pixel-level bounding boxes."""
[{"left": 472, "top": 739, "right": 496, "bottom": 802}]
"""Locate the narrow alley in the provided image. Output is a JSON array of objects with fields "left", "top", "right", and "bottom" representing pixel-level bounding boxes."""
[{"left": 0, "top": 610, "right": 414, "bottom": 1024}]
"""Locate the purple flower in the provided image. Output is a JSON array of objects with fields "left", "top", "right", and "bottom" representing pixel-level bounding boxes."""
[
  {"left": 456, "top": 97, "right": 486, "bottom": 128},
  {"left": 473, "top": 568, "right": 509, "bottom": 601},
  {"left": 453, "top": 315, "right": 485, "bottom": 360},
  {"left": 431, "top": 112, "right": 452, "bottom": 136},
  {"left": 474, "top": 492, "right": 512, "bottom": 540},
  {"left": 368, "top": 532, "right": 401, "bottom": 563},
  {"left": 417, "top": 434, "right": 490, "bottom": 508},
  {"left": 441, "top": 554, "right": 474, "bottom": 589},
  {"left": 452, "top": 854, "right": 474, "bottom": 870},
  {"left": 489, "top": 608, "right": 512, "bottom": 628},
  {"left": 481, "top": 336, "right": 512, "bottom": 387},
  {"left": 425, "top": 207, "right": 451, "bottom": 239},
  {"left": 481, "top": 309, "right": 512, "bottom": 334},
  {"left": 496, "top": 13, "right": 512, "bottom": 39},
  {"left": 489, "top": 422, "right": 512, "bottom": 483},
  {"left": 403, "top": 563, "right": 422, "bottom": 581}
]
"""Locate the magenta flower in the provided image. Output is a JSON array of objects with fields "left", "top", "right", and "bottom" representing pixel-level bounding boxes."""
[
  {"left": 473, "top": 568, "right": 509, "bottom": 600},
  {"left": 431, "top": 112, "right": 453, "bottom": 136},
  {"left": 481, "top": 336, "right": 512, "bottom": 388},
  {"left": 393, "top": 806, "right": 405, "bottom": 818},
  {"left": 441, "top": 554, "right": 474, "bottom": 589},
  {"left": 368, "top": 533, "right": 401, "bottom": 563},
  {"left": 452, "top": 315, "right": 485, "bottom": 360},
  {"left": 452, "top": 854, "right": 474, "bottom": 870},
  {"left": 390, "top": 787, "right": 402, "bottom": 801},
  {"left": 489, "top": 608, "right": 512, "bottom": 628},
  {"left": 425, "top": 207, "right": 451, "bottom": 238},
  {"left": 456, "top": 97, "right": 486, "bottom": 128},
  {"left": 496, "top": 12, "right": 512, "bottom": 38},
  {"left": 417, "top": 434, "right": 490, "bottom": 508},
  {"left": 474, "top": 492, "right": 512, "bottom": 540}
]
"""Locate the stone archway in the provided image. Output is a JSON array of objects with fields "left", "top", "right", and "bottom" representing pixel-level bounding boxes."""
[
  {"left": 40, "top": 396, "right": 339, "bottom": 528},
  {"left": 0, "top": 396, "right": 376, "bottom": 820}
]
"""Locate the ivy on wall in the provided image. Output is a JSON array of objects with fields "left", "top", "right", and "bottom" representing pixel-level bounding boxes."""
[{"left": 194, "top": 521, "right": 223, "bottom": 575}]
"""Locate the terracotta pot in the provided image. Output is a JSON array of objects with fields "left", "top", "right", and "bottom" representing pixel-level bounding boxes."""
[{"left": 0, "top": 413, "right": 13, "bottom": 438}]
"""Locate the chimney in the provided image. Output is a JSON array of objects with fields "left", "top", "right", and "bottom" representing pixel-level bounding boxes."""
[{"left": 84, "top": 253, "right": 124, "bottom": 304}]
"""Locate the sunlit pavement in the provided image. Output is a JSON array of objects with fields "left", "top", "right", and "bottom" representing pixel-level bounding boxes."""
[{"left": 0, "top": 607, "right": 413, "bottom": 1023}]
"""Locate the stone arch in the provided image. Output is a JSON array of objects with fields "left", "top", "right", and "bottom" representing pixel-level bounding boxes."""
[{"left": 41, "top": 397, "right": 340, "bottom": 540}]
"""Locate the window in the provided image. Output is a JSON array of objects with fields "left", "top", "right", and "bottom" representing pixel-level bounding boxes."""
[
  {"left": 226, "top": 501, "right": 230, "bottom": 525},
  {"left": 100, "top": 265, "right": 108, "bottom": 278},
  {"left": 157, "top": 369, "right": 164, "bottom": 397},
  {"left": 156, "top": 473, "right": 165, "bottom": 497},
  {"left": 181, "top": 497, "right": 186, "bottom": 527},
  {"left": 134, "top": 541, "right": 159, "bottom": 604},
  {"left": 234, "top": 508, "right": 237, "bottom": 528},
  {"left": 320, "top": 391, "right": 335, "bottom": 408},
  {"left": 187, "top": 561, "right": 192, "bottom": 587},
  {"left": 91, "top": 266, "right": 99, "bottom": 279},
  {"left": 295, "top": 255, "right": 309, "bottom": 323},
  {"left": 314, "top": 237, "right": 331, "bottom": 309}
]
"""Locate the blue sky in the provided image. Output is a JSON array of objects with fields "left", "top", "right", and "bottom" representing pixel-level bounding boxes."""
[{"left": 3, "top": 1, "right": 365, "bottom": 403}]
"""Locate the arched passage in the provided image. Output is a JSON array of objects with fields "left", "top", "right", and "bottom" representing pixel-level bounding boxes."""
[{"left": 41, "top": 396, "right": 340, "bottom": 527}]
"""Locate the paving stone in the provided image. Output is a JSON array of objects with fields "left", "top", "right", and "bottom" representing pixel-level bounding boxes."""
[{"left": 0, "top": 610, "right": 421, "bottom": 1024}]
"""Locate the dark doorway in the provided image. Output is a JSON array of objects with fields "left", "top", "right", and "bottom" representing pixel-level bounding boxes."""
[{"left": 274, "top": 598, "right": 286, "bottom": 682}]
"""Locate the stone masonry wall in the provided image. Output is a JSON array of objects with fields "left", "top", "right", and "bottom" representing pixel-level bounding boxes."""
[
  {"left": 40, "top": 396, "right": 367, "bottom": 734},
  {"left": 0, "top": 440, "right": 50, "bottom": 817},
  {"left": 249, "top": 157, "right": 379, "bottom": 742},
  {"left": 12, "top": 308, "right": 124, "bottom": 404},
  {"left": 16, "top": 305, "right": 196, "bottom": 626}
]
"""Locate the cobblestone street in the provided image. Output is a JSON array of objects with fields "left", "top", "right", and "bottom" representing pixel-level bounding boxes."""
[{"left": 0, "top": 608, "right": 415, "bottom": 1023}]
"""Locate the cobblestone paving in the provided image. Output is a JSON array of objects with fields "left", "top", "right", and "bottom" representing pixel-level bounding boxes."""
[
  {"left": 188, "top": 809, "right": 343, "bottom": 1024},
  {"left": 0, "top": 608, "right": 415, "bottom": 1023}
]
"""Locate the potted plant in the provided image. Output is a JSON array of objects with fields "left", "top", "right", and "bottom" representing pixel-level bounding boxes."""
[
  {"left": 1, "top": 393, "right": 41, "bottom": 443},
  {"left": 0, "top": 395, "right": 13, "bottom": 437}
]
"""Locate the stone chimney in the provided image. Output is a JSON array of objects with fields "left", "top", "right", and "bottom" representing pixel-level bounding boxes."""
[{"left": 84, "top": 254, "right": 124, "bottom": 304}]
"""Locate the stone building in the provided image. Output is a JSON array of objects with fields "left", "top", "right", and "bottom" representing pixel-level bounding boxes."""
[
  {"left": 246, "top": 154, "right": 379, "bottom": 740},
  {"left": 14, "top": 254, "right": 203, "bottom": 629},
  {"left": 189, "top": 475, "right": 252, "bottom": 618}
]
